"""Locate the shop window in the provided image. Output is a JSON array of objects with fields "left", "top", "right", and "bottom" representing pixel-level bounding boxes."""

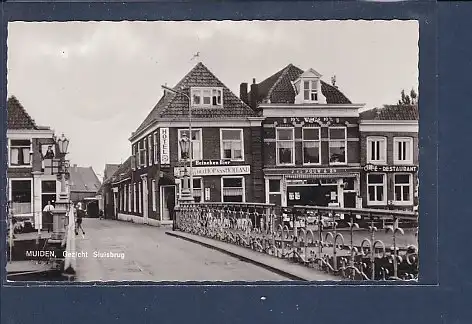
[
  {"left": 367, "top": 136, "right": 386, "bottom": 164},
  {"left": 302, "top": 127, "right": 321, "bottom": 164},
  {"left": 222, "top": 177, "right": 245, "bottom": 203},
  {"left": 268, "top": 179, "right": 281, "bottom": 205},
  {"left": 221, "top": 129, "right": 244, "bottom": 161},
  {"left": 329, "top": 127, "right": 347, "bottom": 164},
  {"left": 303, "top": 80, "right": 318, "bottom": 102},
  {"left": 394, "top": 174, "right": 413, "bottom": 204},
  {"left": 178, "top": 129, "right": 202, "bottom": 161},
  {"left": 9, "top": 139, "right": 31, "bottom": 167},
  {"left": 276, "top": 128, "right": 295, "bottom": 165},
  {"left": 394, "top": 137, "right": 413, "bottom": 165},
  {"left": 191, "top": 87, "right": 223, "bottom": 107},
  {"left": 367, "top": 173, "right": 386, "bottom": 205},
  {"left": 11, "top": 179, "right": 32, "bottom": 215},
  {"left": 153, "top": 132, "right": 158, "bottom": 164}
]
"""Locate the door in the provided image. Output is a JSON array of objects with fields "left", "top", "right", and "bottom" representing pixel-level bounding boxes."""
[{"left": 160, "top": 185, "right": 176, "bottom": 221}]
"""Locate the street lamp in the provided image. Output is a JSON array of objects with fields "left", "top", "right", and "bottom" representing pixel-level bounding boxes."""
[
  {"left": 161, "top": 85, "right": 194, "bottom": 202},
  {"left": 50, "top": 133, "right": 71, "bottom": 242}
]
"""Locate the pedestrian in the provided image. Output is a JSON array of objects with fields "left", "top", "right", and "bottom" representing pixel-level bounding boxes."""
[
  {"left": 75, "top": 203, "right": 85, "bottom": 236},
  {"left": 43, "top": 201, "right": 54, "bottom": 233},
  {"left": 99, "top": 209, "right": 104, "bottom": 220},
  {"left": 166, "top": 192, "right": 175, "bottom": 221}
]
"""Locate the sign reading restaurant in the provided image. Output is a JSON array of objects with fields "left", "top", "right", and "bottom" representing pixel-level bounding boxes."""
[
  {"left": 363, "top": 164, "right": 418, "bottom": 173},
  {"left": 174, "top": 165, "right": 251, "bottom": 177}
]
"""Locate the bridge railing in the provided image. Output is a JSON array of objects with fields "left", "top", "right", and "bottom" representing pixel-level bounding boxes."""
[{"left": 175, "top": 203, "right": 418, "bottom": 281}]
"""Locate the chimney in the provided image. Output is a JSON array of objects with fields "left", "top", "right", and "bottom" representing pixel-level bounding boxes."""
[
  {"left": 239, "top": 83, "right": 248, "bottom": 104},
  {"left": 250, "top": 78, "right": 259, "bottom": 112}
]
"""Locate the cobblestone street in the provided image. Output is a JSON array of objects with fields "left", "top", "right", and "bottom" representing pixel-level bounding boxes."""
[{"left": 75, "top": 218, "right": 287, "bottom": 281}]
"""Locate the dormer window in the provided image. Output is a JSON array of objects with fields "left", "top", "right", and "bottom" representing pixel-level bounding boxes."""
[
  {"left": 191, "top": 87, "right": 223, "bottom": 107},
  {"left": 303, "top": 80, "right": 318, "bottom": 102}
]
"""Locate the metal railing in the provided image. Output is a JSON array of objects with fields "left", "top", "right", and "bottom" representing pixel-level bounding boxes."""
[{"left": 175, "top": 203, "right": 418, "bottom": 281}]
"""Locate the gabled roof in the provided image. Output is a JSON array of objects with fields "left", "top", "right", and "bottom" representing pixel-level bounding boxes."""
[
  {"left": 249, "top": 64, "right": 352, "bottom": 105},
  {"left": 7, "top": 96, "right": 39, "bottom": 130},
  {"left": 103, "top": 164, "right": 120, "bottom": 181},
  {"left": 360, "top": 104, "right": 419, "bottom": 121},
  {"left": 107, "top": 156, "right": 132, "bottom": 186},
  {"left": 132, "top": 62, "right": 257, "bottom": 138},
  {"left": 69, "top": 166, "right": 102, "bottom": 193}
]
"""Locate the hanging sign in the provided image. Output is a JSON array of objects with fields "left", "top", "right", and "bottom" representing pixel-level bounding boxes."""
[
  {"left": 160, "top": 128, "right": 170, "bottom": 165},
  {"left": 174, "top": 165, "right": 251, "bottom": 177}
]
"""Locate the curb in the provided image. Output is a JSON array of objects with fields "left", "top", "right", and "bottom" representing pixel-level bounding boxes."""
[{"left": 165, "top": 231, "right": 309, "bottom": 281}]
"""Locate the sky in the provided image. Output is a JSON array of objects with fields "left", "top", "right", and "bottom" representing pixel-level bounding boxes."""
[{"left": 7, "top": 20, "right": 418, "bottom": 181}]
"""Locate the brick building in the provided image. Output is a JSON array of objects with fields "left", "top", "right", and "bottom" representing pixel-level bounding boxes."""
[
  {"left": 245, "top": 64, "right": 365, "bottom": 208},
  {"left": 359, "top": 104, "right": 419, "bottom": 211},
  {"left": 7, "top": 96, "right": 61, "bottom": 228},
  {"left": 111, "top": 63, "right": 264, "bottom": 225}
]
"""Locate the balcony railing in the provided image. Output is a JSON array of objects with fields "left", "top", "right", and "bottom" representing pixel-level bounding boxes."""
[{"left": 175, "top": 203, "right": 418, "bottom": 281}]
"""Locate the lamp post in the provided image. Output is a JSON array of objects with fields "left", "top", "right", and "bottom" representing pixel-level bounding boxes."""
[
  {"left": 161, "top": 85, "right": 194, "bottom": 202},
  {"left": 50, "top": 133, "right": 70, "bottom": 243}
]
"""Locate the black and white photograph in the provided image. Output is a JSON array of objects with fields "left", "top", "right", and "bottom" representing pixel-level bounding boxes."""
[{"left": 6, "top": 20, "right": 419, "bottom": 282}]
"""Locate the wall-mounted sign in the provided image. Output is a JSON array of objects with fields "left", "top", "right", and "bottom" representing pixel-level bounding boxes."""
[
  {"left": 174, "top": 165, "right": 251, "bottom": 177},
  {"left": 194, "top": 160, "right": 231, "bottom": 167},
  {"left": 265, "top": 167, "right": 360, "bottom": 176},
  {"left": 204, "top": 188, "right": 211, "bottom": 201},
  {"left": 363, "top": 164, "right": 418, "bottom": 173},
  {"left": 160, "top": 128, "right": 170, "bottom": 165}
]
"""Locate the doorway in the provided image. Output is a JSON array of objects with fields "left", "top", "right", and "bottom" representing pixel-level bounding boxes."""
[{"left": 160, "top": 185, "right": 176, "bottom": 221}]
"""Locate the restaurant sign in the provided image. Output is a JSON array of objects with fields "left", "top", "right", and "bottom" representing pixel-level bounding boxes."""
[
  {"left": 174, "top": 165, "right": 251, "bottom": 177},
  {"left": 363, "top": 164, "right": 418, "bottom": 173}
]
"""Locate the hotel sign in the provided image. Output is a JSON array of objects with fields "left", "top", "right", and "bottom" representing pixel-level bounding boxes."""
[
  {"left": 174, "top": 165, "right": 251, "bottom": 177},
  {"left": 363, "top": 164, "right": 418, "bottom": 173},
  {"left": 160, "top": 128, "right": 170, "bottom": 165}
]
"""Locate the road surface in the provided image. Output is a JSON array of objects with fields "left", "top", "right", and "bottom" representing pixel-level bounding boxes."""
[{"left": 75, "top": 218, "right": 287, "bottom": 281}]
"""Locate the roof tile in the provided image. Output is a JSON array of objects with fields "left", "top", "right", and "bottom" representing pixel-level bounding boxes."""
[
  {"left": 7, "top": 96, "right": 38, "bottom": 130},
  {"left": 360, "top": 104, "right": 419, "bottom": 121}
]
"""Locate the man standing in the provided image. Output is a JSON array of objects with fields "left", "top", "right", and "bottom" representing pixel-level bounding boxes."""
[
  {"left": 75, "top": 203, "right": 85, "bottom": 236},
  {"left": 43, "top": 201, "right": 54, "bottom": 233}
]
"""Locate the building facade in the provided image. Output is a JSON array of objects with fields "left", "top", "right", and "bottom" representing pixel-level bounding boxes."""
[
  {"left": 112, "top": 63, "right": 264, "bottom": 225},
  {"left": 7, "top": 96, "right": 62, "bottom": 229},
  {"left": 359, "top": 105, "right": 419, "bottom": 211},
  {"left": 246, "top": 64, "right": 365, "bottom": 208}
]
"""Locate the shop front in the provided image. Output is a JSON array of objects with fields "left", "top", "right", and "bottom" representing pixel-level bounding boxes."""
[{"left": 264, "top": 167, "right": 362, "bottom": 208}]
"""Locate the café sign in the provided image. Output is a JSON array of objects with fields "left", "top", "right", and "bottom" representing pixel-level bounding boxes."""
[
  {"left": 363, "top": 164, "right": 418, "bottom": 173},
  {"left": 174, "top": 165, "right": 251, "bottom": 177}
]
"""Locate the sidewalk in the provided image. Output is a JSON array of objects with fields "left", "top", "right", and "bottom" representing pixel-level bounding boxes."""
[{"left": 166, "top": 231, "right": 340, "bottom": 281}]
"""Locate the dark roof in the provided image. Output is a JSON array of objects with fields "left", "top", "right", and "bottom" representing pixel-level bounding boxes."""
[
  {"left": 133, "top": 62, "right": 257, "bottom": 137},
  {"left": 69, "top": 166, "right": 102, "bottom": 193},
  {"left": 107, "top": 156, "right": 132, "bottom": 186},
  {"left": 7, "top": 96, "right": 39, "bottom": 130},
  {"left": 103, "top": 164, "right": 120, "bottom": 181},
  {"left": 360, "top": 104, "right": 419, "bottom": 121},
  {"left": 248, "top": 64, "right": 352, "bottom": 105}
]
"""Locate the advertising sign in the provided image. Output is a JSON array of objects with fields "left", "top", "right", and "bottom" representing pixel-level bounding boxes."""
[{"left": 160, "top": 128, "right": 170, "bottom": 165}]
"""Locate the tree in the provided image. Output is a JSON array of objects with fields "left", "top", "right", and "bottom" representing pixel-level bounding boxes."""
[{"left": 398, "top": 88, "right": 418, "bottom": 106}]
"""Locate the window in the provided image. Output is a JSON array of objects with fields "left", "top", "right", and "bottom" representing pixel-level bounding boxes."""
[
  {"left": 138, "top": 182, "right": 142, "bottom": 213},
  {"left": 394, "top": 174, "right": 413, "bottom": 204},
  {"left": 143, "top": 138, "right": 148, "bottom": 167},
  {"left": 41, "top": 180, "right": 56, "bottom": 210},
  {"left": 303, "top": 80, "right": 318, "bottom": 102},
  {"left": 192, "top": 178, "right": 203, "bottom": 202},
  {"left": 302, "top": 127, "right": 321, "bottom": 164},
  {"left": 394, "top": 137, "right": 413, "bottom": 164},
  {"left": 133, "top": 183, "right": 137, "bottom": 212},
  {"left": 222, "top": 177, "right": 245, "bottom": 203},
  {"left": 153, "top": 132, "right": 158, "bottom": 164},
  {"left": 276, "top": 128, "right": 295, "bottom": 165},
  {"left": 10, "top": 179, "right": 32, "bottom": 215},
  {"left": 128, "top": 184, "right": 131, "bottom": 212},
  {"left": 152, "top": 180, "right": 157, "bottom": 211},
  {"left": 267, "top": 179, "right": 281, "bottom": 205},
  {"left": 329, "top": 127, "right": 347, "bottom": 164},
  {"left": 367, "top": 174, "right": 386, "bottom": 205},
  {"left": 367, "top": 137, "right": 386, "bottom": 164},
  {"left": 191, "top": 87, "right": 223, "bottom": 107},
  {"left": 178, "top": 129, "right": 202, "bottom": 161},
  {"left": 221, "top": 129, "right": 244, "bottom": 161},
  {"left": 9, "top": 140, "right": 31, "bottom": 167},
  {"left": 148, "top": 135, "right": 153, "bottom": 166},
  {"left": 132, "top": 144, "right": 137, "bottom": 170},
  {"left": 138, "top": 141, "right": 145, "bottom": 168}
]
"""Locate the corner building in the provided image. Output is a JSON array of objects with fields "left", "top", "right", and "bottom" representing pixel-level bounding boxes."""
[
  {"left": 112, "top": 63, "right": 264, "bottom": 225},
  {"left": 246, "top": 64, "right": 365, "bottom": 208}
]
